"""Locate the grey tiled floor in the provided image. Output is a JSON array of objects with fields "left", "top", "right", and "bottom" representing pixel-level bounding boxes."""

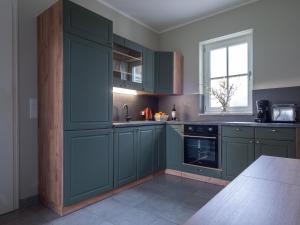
[{"left": 0, "top": 174, "right": 223, "bottom": 225}]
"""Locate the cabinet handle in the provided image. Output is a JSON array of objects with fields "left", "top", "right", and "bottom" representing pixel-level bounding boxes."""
[
  {"left": 271, "top": 129, "right": 277, "bottom": 133},
  {"left": 256, "top": 140, "right": 261, "bottom": 144},
  {"left": 235, "top": 128, "right": 240, "bottom": 131}
]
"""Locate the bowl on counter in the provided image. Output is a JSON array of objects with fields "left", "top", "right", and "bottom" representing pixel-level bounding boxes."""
[{"left": 154, "top": 114, "right": 169, "bottom": 122}]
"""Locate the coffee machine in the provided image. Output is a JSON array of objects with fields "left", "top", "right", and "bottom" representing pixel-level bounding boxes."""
[{"left": 255, "top": 100, "right": 270, "bottom": 123}]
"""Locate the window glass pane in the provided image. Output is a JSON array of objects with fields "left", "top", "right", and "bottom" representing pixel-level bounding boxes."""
[
  {"left": 210, "top": 78, "right": 226, "bottom": 108},
  {"left": 228, "top": 43, "right": 248, "bottom": 75},
  {"left": 210, "top": 48, "right": 227, "bottom": 78},
  {"left": 229, "top": 75, "right": 248, "bottom": 107}
]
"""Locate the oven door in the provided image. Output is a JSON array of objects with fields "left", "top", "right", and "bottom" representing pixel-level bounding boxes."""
[{"left": 184, "top": 135, "right": 218, "bottom": 168}]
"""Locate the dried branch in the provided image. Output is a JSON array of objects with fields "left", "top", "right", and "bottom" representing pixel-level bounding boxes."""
[{"left": 209, "top": 80, "right": 236, "bottom": 112}]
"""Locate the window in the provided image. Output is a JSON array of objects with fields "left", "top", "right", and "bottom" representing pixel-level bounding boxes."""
[{"left": 200, "top": 30, "right": 253, "bottom": 114}]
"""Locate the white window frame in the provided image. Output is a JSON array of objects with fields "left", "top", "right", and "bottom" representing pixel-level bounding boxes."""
[{"left": 199, "top": 29, "right": 253, "bottom": 114}]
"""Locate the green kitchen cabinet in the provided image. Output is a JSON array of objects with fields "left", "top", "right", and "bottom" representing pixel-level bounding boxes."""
[
  {"left": 113, "top": 34, "right": 125, "bottom": 47},
  {"left": 138, "top": 126, "right": 156, "bottom": 178},
  {"left": 155, "top": 52, "right": 183, "bottom": 95},
  {"left": 155, "top": 52, "right": 173, "bottom": 94},
  {"left": 64, "top": 129, "right": 113, "bottom": 206},
  {"left": 143, "top": 48, "right": 155, "bottom": 93},
  {"left": 112, "top": 34, "right": 144, "bottom": 91},
  {"left": 154, "top": 125, "right": 166, "bottom": 172},
  {"left": 255, "top": 139, "right": 296, "bottom": 159},
  {"left": 166, "top": 125, "right": 183, "bottom": 170},
  {"left": 64, "top": 33, "right": 112, "bottom": 130},
  {"left": 113, "top": 128, "right": 138, "bottom": 188},
  {"left": 255, "top": 127, "right": 296, "bottom": 159},
  {"left": 64, "top": 0, "right": 112, "bottom": 47},
  {"left": 222, "top": 137, "right": 255, "bottom": 180}
]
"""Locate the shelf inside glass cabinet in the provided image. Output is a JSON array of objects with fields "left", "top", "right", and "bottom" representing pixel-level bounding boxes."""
[{"left": 113, "top": 44, "right": 143, "bottom": 84}]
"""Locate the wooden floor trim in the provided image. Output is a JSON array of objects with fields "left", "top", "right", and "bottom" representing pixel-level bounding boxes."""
[{"left": 165, "top": 169, "right": 230, "bottom": 186}]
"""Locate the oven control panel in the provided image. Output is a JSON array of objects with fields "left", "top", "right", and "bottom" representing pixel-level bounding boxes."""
[{"left": 184, "top": 125, "right": 218, "bottom": 137}]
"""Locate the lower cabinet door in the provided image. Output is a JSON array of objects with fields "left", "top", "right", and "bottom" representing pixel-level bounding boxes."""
[
  {"left": 222, "top": 137, "right": 254, "bottom": 180},
  {"left": 64, "top": 129, "right": 113, "bottom": 206},
  {"left": 138, "top": 126, "right": 155, "bottom": 178},
  {"left": 154, "top": 126, "right": 166, "bottom": 172},
  {"left": 166, "top": 125, "right": 183, "bottom": 170},
  {"left": 114, "top": 128, "right": 137, "bottom": 188},
  {"left": 255, "top": 139, "right": 295, "bottom": 159}
]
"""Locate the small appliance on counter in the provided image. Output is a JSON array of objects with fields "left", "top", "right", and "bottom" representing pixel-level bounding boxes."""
[
  {"left": 271, "top": 104, "right": 297, "bottom": 122},
  {"left": 255, "top": 100, "right": 271, "bottom": 123}
]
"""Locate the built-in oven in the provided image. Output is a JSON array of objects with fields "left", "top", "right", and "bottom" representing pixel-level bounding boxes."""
[{"left": 184, "top": 125, "right": 219, "bottom": 169}]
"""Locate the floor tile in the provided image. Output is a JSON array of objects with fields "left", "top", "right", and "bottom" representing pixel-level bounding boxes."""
[{"left": 0, "top": 175, "right": 223, "bottom": 225}]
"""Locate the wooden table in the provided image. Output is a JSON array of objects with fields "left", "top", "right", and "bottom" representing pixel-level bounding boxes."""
[{"left": 184, "top": 156, "right": 300, "bottom": 225}]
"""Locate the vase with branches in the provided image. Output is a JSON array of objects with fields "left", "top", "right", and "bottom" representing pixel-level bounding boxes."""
[{"left": 209, "top": 80, "right": 236, "bottom": 112}]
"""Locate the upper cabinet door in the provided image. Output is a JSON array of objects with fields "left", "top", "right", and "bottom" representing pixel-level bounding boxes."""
[
  {"left": 143, "top": 48, "right": 155, "bottom": 93},
  {"left": 64, "top": 0, "right": 112, "bottom": 47},
  {"left": 155, "top": 52, "right": 173, "bottom": 94},
  {"left": 64, "top": 34, "right": 112, "bottom": 130}
]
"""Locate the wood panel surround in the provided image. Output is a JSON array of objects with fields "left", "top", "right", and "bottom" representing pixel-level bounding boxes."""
[
  {"left": 173, "top": 52, "right": 183, "bottom": 95},
  {"left": 37, "top": 0, "right": 64, "bottom": 215}
]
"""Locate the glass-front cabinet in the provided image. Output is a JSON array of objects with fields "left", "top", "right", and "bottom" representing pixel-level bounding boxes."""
[{"left": 113, "top": 35, "right": 144, "bottom": 90}]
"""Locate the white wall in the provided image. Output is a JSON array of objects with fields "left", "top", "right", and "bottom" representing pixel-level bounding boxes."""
[
  {"left": 159, "top": 0, "right": 300, "bottom": 94},
  {"left": 18, "top": 0, "right": 159, "bottom": 200}
]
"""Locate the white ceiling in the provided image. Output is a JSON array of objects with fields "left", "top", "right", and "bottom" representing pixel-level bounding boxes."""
[{"left": 98, "top": 0, "right": 259, "bottom": 33}]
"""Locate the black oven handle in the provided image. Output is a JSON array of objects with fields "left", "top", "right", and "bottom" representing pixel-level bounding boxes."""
[{"left": 183, "top": 135, "right": 217, "bottom": 140}]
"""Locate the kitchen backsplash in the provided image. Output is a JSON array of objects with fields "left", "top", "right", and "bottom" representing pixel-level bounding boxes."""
[
  {"left": 113, "top": 93, "right": 158, "bottom": 122},
  {"left": 113, "top": 86, "right": 300, "bottom": 122}
]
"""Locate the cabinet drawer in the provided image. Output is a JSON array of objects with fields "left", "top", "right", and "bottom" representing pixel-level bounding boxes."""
[
  {"left": 255, "top": 128, "right": 295, "bottom": 141},
  {"left": 222, "top": 126, "right": 254, "bottom": 138},
  {"left": 64, "top": 0, "right": 112, "bottom": 46},
  {"left": 167, "top": 124, "right": 183, "bottom": 132}
]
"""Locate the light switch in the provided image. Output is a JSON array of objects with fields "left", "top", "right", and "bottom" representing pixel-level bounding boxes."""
[{"left": 29, "top": 98, "right": 37, "bottom": 119}]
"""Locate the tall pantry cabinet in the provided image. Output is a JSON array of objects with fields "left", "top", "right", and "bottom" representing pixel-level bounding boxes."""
[{"left": 38, "top": 0, "right": 113, "bottom": 215}]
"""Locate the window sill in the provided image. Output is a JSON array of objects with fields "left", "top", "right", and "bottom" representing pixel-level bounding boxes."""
[{"left": 199, "top": 112, "right": 254, "bottom": 116}]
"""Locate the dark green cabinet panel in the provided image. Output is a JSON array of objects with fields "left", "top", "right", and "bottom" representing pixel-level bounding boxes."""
[
  {"left": 255, "top": 139, "right": 295, "bottom": 159},
  {"left": 155, "top": 52, "right": 173, "bottom": 94},
  {"left": 114, "top": 128, "right": 137, "bottom": 188},
  {"left": 166, "top": 125, "right": 183, "bottom": 170},
  {"left": 64, "top": 0, "right": 112, "bottom": 47},
  {"left": 255, "top": 127, "right": 295, "bottom": 141},
  {"left": 64, "top": 129, "right": 113, "bottom": 206},
  {"left": 181, "top": 164, "right": 222, "bottom": 179},
  {"left": 124, "top": 39, "right": 143, "bottom": 52},
  {"left": 222, "top": 126, "right": 254, "bottom": 139},
  {"left": 222, "top": 137, "right": 254, "bottom": 180},
  {"left": 138, "top": 126, "right": 155, "bottom": 178},
  {"left": 64, "top": 34, "right": 112, "bottom": 130},
  {"left": 113, "top": 34, "right": 125, "bottom": 47},
  {"left": 154, "top": 126, "right": 166, "bottom": 172},
  {"left": 143, "top": 48, "right": 155, "bottom": 93}
]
